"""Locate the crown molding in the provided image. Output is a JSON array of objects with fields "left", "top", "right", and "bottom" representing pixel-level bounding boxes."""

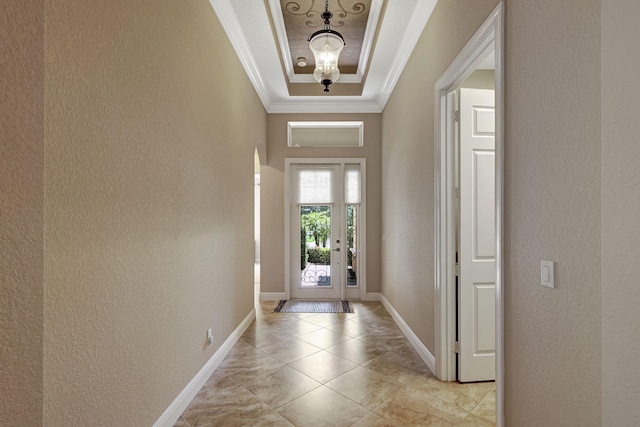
[
  {"left": 357, "top": 0, "right": 384, "bottom": 82},
  {"left": 267, "top": 0, "right": 298, "bottom": 84},
  {"left": 209, "top": 0, "right": 437, "bottom": 114},
  {"left": 288, "top": 74, "right": 362, "bottom": 84},
  {"left": 376, "top": 0, "right": 438, "bottom": 108},
  {"left": 208, "top": 0, "right": 272, "bottom": 107}
]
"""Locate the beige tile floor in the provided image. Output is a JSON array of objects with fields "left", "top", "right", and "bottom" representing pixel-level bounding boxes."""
[{"left": 175, "top": 301, "right": 495, "bottom": 427}]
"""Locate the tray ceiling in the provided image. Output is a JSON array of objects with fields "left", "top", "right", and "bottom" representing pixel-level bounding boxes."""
[
  {"left": 208, "top": 0, "right": 439, "bottom": 113},
  {"left": 280, "top": 0, "right": 373, "bottom": 76}
]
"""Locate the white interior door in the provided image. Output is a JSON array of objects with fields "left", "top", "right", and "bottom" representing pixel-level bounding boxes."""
[
  {"left": 458, "top": 88, "right": 496, "bottom": 382},
  {"left": 290, "top": 165, "right": 342, "bottom": 299}
]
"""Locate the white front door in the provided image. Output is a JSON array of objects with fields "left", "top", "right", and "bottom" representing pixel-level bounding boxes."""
[
  {"left": 290, "top": 165, "right": 343, "bottom": 299},
  {"left": 458, "top": 88, "right": 496, "bottom": 382}
]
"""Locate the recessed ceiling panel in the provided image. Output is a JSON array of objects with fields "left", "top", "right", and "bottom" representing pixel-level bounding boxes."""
[
  {"left": 280, "top": 0, "right": 372, "bottom": 75},
  {"left": 211, "top": 0, "right": 438, "bottom": 111}
]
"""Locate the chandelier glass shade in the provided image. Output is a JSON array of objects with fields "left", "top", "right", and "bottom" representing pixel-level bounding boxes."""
[{"left": 308, "top": 1, "right": 345, "bottom": 93}]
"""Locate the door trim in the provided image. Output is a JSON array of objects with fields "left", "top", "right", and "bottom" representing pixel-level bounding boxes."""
[
  {"left": 433, "top": 2, "right": 504, "bottom": 426},
  {"left": 284, "top": 158, "right": 367, "bottom": 301}
]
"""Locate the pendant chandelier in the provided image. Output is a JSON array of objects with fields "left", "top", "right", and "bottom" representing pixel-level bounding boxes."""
[{"left": 307, "top": 0, "right": 345, "bottom": 93}]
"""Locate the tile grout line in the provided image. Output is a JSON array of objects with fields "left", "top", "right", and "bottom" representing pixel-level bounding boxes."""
[
  {"left": 175, "top": 301, "right": 494, "bottom": 426},
  {"left": 258, "top": 309, "right": 380, "bottom": 425}
]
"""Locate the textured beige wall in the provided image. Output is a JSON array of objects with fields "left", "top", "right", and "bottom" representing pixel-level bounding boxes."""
[
  {"left": 383, "top": 0, "right": 602, "bottom": 424},
  {"left": 381, "top": 0, "right": 499, "bottom": 355},
  {"left": 504, "top": 0, "right": 601, "bottom": 424},
  {"left": 601, "top": 0, "right": 640, "bottom": 424},
  {"left": 44, "top": 0, "right": 266, "bottom": 424},
  {"left": 261, "top": 114, "right": 382, "bottom": 295},
  {"left": 0, "top": 1, "right": 45, "bottom": 425}
]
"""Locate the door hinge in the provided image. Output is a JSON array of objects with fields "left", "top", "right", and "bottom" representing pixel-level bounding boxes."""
[
  {"left": 454, "top": 110, "right": 460, "bottom": 122},
  {"left": 453, "top": 187, "right": 460, "bottom": 199},
  {"left": 454, "top": 263, "right": 460, "bottom": 276},
  {"left": 454, "top": 341, "right": 461, "bottom": 353}
]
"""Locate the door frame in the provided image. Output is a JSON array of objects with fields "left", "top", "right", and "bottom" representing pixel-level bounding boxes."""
[
  {"left": 433, "top": 2, "right": 504, "bottom": 426},
  {"left": 284, "top": 158, "right": 367, "bottom": 300}
]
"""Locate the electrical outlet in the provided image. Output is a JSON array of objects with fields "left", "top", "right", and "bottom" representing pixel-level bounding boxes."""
[{"left": 207, "top": 328, "right": 214, "bottom": 345}]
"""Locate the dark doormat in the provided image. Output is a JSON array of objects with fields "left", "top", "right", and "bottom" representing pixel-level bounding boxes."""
[{"left": 273, "top": 299, "right": 353, "bottom": 313}]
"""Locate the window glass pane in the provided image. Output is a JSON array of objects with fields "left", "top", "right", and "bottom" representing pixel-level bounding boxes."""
[
  {"left": 288, "top": 121, "right": 363, "bottom": 147},
  {"left": 347, "top": 205, "right": 358, "bottom": 288},
  {"left": 345, "top": 168, "right": 360, "bottom": 204},
  {"left": 300, "top": 206, "right": 332, "bottom": 288},
  {"left": 298, "top": 170, "right": 332, "bottom": 204}
]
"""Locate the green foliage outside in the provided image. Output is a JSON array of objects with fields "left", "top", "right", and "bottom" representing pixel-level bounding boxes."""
[
  {"left": 347, "top": 205, "right": 356, "bottom": 266},
  {"left": 307, "top": 248, "right": 330, "bottom": 265},
  {"left": 300, "top": 227, "right": 307, "bottom": 269},
  {"left": 299, "top": 205, "right": 358, "bottom": 267},
  {"left": 300, "top": 206, "right": 330, "bottom": 248}
]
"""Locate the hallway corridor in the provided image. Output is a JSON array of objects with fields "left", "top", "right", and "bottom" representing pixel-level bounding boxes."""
[{"left": 174, "top": 301, "right": 495, "bottom": 426}]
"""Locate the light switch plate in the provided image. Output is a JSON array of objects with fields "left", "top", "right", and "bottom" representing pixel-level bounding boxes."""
[{"left": 541, "top": 260, "right": 555, "bottom": 288}]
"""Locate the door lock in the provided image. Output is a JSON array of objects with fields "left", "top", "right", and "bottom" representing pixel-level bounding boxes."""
[{"left": 332, "top": 247, "right": 341, "bottom": 252}]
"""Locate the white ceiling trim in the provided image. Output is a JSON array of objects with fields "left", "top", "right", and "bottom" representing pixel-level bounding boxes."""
[
  {"left": 288, "top": 74, "right": 363, "bottom": 84},
  {"left": 208, "top": 0, "right": 272, "bottom": 108},
  {"left": 209, "top": 0, "right": 439, "bottom": 114},
  {"left": 375, "top": 0, "right": 438, "bottom": 107},
  {"left": 267, "top": 0, "right": 298, "bottom": 84},
  {"left": 357, "top": 0, "right": 384, "bottom": 83}
]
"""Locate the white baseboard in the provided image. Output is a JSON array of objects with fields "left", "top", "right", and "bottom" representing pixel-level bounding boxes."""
[
  {"left": 153, "top": 308, "right": 256, "bottom": 427},
  {"left": 365, "top": 292, "right": 382, "bottom": 301},
  {"left": 379, "top": 294, "right": 436, "bottom": 374},
  {"left": 260, "top": 292, "right": 285, "bottom": 301}
]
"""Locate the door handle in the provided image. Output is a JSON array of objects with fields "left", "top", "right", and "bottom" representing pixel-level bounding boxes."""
[{"left": 332, "top": 248, "right": 341, "bottom": 252}]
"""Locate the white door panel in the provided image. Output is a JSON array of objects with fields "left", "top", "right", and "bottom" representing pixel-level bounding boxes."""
[
  {"left": 473, "top": 150, "right": 496, "bottom": 260},
  {"left": 459, "top": 88, "right": 496, "bottom": 382},
  {"left": 290, "top": 165, "right": 342, "bottom": 299},
  {"left": 474, "top": 283, "right": 496, "bottom": 353}
]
